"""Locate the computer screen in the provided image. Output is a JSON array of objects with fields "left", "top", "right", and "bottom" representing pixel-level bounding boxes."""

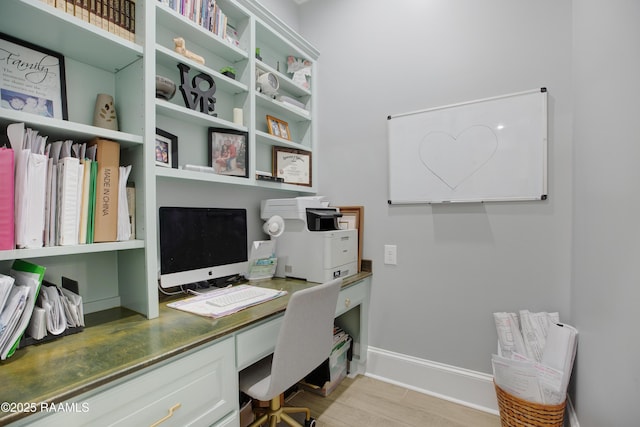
[{"left": 158, "top": 207, "right": 248, "bottom": 289}]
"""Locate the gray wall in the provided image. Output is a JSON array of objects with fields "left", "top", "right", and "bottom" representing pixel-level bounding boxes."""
[
  {"left": 571, "top": 2, "right": 640, "bottom": 426},
  {"left": 297, "top": 0, "right": 573, "bottom": 373},
  {"left": 263, "top": 0, "right": 640, "bottom": 424}
]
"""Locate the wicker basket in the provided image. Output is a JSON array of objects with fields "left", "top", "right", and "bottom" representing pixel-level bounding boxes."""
[{"left": 494, "top": 382, "right": 566, "bottom": 427}]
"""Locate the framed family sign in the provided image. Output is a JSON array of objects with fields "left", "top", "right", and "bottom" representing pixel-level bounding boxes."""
[
  {"left": 0, "top": 32, "right": 68, "bottom": 120},
  {"left": 272, "top": 146, "right": 312, "bottom": 186}
]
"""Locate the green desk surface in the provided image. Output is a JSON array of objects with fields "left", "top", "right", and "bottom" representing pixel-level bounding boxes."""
[{"left": 0, "top": 273, "right": 371, "bottom": 426}]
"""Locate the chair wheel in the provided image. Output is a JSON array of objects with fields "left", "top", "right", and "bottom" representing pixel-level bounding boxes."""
[{"left": 304, "top": 418, "right": 316, "bottom": 427}]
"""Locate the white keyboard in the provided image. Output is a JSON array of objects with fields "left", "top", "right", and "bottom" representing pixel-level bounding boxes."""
[{"left": 205, "top": 286, "right": 270, "bottom": 307}]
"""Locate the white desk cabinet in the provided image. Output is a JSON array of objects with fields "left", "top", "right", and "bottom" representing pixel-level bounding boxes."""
[
  {"left": 18, "top": 337, "right": 237, "bottom": 427},
  {"left": 235, "top": 277, "right": 371, "bottom": 375}
]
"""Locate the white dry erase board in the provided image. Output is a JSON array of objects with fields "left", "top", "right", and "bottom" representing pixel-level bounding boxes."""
[{"left": 387, "top": 88, "right": 548, "bottom": 204}]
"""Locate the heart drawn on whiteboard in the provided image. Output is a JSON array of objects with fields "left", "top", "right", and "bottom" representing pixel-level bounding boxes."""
[{"left": 418, "top": 125, "right": 499, "bottom": 190}]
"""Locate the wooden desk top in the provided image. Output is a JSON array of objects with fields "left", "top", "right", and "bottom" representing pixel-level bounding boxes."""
[{"left": 0, "top": 273, "right": 371, "bottom": 426}]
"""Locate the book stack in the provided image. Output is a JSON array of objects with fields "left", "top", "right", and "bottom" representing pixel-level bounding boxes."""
[
  {"left": 0, "top": 123, "right": 133, "bottom": 250},
  {"left": 44, "top": 0, "right": 136, "bottom": 42},
  {"left": 159, "top": 0, "right": 229, "bottom": 41}
]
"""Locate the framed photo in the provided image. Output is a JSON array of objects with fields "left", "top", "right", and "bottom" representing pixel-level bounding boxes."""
[
  {"left": 266, "top": 115, "right": 290, "bottom": 140},
  {"left": 272, "top": 146, "right": 312, "bottom": 186},
  {"left": 336, "top": 206, "right": 364, "bottom": 272},
  {"left": 0, "top": 32, "right": 68, "bottom": 120},
  {"left": 208, "top": 127, "right": 249, "bottom": 178},
  {"left": 155, "top": 128, "right": 178, "bottom": 168}
]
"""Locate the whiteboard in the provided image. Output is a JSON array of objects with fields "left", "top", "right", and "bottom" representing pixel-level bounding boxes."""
[{"left": 387, "top": 88, "right": 547, "bottom": 204}]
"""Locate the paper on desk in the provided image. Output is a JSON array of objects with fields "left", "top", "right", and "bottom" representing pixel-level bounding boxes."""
[
  {"left": 1, "top": 260, "right": 45, "bottom": 360},
  {"left": 0, "top": 274, "right": 15, "bottom": 313},
  {"left": 167, "top": 285, "right": 286, "bottom": 318},
  {"left": 61, "top": 287, "right": 84, "bottom": 327},
  {"left": 0, "top": 286, "right": 29, "bottom": 354},
  {"left": 26, "top": 307, "right": 46, "bottom": 340},
  {"left": 40, "top": 285, "right": 67, "bottom": 335}
]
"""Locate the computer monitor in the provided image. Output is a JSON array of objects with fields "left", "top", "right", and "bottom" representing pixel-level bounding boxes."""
[{"left": 158, "top": 207, "right": 248, "bottom": 289}]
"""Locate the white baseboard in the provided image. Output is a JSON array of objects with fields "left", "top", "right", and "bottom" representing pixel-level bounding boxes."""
[{"left": 365, "top": 346, "right": 579, "bottom": 426}]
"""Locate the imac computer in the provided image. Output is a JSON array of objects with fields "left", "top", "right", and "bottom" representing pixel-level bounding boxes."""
[{"left": 158, "top": 207, "right": 248, "bottom": 289}]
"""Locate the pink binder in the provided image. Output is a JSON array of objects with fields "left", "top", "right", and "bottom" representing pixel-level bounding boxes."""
[{"left": 0, "top": 147, "right": 15, "bottom": 250}]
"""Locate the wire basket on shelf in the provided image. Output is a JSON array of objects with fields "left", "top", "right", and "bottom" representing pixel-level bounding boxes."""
[{"left": 494, "top": 382, "right": 566, "bottom": 427}]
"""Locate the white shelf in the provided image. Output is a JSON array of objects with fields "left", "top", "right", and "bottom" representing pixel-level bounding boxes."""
[
  {"left": 256, "top": 60, "right": 311, "bottom": 98},
  {"left": 255, "top": 130, "right": 311, "bottom": 152},
  {"left": 0, "top": 109, "right": 143, "bottom": 148},
  {"left": 156, "top": 3, "right": 249, "bottom": 64},
  {"left": 156, "top": 166, "right": 254, "bottom": 186},
  {"left": 1, "top": 0, "right": 143, "bottom": 73},
  {"left": 0, "top": 240, "right": 145, "bottom": 262},
  {"left": 156, "top": 45, "right": 249, "bottom": 95},
  {"left": 155, "top": 99, "right": 248, "bottom": 131},
  {"left": 256, "top": 93, "right": 311, "bottom": 122}
]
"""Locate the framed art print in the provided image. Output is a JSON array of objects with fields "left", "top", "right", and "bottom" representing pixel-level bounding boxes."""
[
  {"left": 208, "top": 127, "right": 249, "bottom": 178},
  {"left": 0, "top": 32, "right": 68, "bottom": 120},
  {"left": 266, "top": 115, "right": 290, "bottom": 140},
  {"left": 156, "top": 128, "right": 178, "bottom": 168}
]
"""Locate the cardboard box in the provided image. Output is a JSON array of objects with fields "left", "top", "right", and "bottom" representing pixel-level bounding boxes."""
[
  {"left": 300, "top": 336, "right": 351, "bottom": 397},
  {"left": 239, "top": 399, "right": 255, "bottom": 427}
]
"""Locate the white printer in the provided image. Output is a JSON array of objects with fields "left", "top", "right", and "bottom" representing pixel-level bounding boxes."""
[{"left": 261, "top": 197, "right": 358, "bottom": 283}]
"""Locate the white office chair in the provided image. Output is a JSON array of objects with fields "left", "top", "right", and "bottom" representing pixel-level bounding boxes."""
[{"left": 239, "top": 278, "right": 343, "bottom": 427}]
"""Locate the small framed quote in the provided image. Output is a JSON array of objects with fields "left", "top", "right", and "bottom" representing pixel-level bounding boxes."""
[
  {"left": 155, "top": 128, "right": 178, "bottom": 168},
  {"left": 0, "top": 32, "right": 68, "bottom": 120},
  {"left": 272, "top": 146, "right": 312, "bottom": 186}
]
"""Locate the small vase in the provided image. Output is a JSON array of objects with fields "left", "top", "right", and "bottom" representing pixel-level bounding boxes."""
[{"left": 93, "top": 93, "right": 118, "bottom": 131}]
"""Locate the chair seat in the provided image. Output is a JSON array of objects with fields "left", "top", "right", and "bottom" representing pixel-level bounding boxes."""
[{"left": 239, "top": 355, "right": 275, "bottom": 401}]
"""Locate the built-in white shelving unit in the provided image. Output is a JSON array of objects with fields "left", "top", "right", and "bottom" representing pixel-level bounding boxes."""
[{"left": 0, "top": 0, "right": 319, "bottom": 320}]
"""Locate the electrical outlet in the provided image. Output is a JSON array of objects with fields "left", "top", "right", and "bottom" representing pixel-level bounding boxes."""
[{"left": 384, "top": 245, "right": 397, "bottom": 265}]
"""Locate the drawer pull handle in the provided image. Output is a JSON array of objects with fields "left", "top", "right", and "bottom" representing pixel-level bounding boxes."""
[
  {"left": 344, "top": 297, "right": 351, "bottom": 308},
  {"left": 150, "top": 403, "right": 182, "bottom": 427}
]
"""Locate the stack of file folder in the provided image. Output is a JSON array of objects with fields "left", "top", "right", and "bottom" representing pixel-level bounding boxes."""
[
  {"left": 0, "top": 260, "right": 45, "bottom": 360},
  {"left": 0, "top": 123, "right": 133, "bottom": 250},
  {"left": 0, "top": 261, "right": 85, "bottom": 359},
  {"left": 23, "top": 279, "right": 84, "bottom": 346}
]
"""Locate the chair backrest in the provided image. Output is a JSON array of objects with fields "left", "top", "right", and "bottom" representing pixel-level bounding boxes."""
[{"left": 266, "top": 278, "right": 342, "bottom": 398}]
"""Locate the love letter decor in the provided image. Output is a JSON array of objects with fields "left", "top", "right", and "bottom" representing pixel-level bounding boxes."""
[{"left": 177, "top": 63, "right": 217, "bottom": 116}]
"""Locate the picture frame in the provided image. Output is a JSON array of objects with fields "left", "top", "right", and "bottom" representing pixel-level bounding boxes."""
[
  {"left": 208, "top": 127, "right": 249, "bottom": 178},
  {"left": 0, "top": 32, "right": 68, "bottom": 120},
  {"left": 155, "top": 128, "right": 178, "bottom": 168},
  {"left": 266, "top": 115, "right": 290, "bottom": 140},
  {"left": 336, "top": 206, "right": 364, "bottom": 272},
  {"left": 272, "top": 146, "right": 312, "bottom": 186}
]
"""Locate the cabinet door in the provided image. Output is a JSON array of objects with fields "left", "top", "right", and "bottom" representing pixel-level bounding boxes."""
[{"left": 21, "top": 338, "right": 237, "bottom": 427}]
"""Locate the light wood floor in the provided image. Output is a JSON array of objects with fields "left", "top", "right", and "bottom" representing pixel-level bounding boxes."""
[{"left": 282, "top": 375, "right": 501, "bottom": 427}]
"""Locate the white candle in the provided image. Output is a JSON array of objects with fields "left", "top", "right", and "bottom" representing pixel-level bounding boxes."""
[{"left": 233, "top": 108, "right": 243, "bottom": 125}]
